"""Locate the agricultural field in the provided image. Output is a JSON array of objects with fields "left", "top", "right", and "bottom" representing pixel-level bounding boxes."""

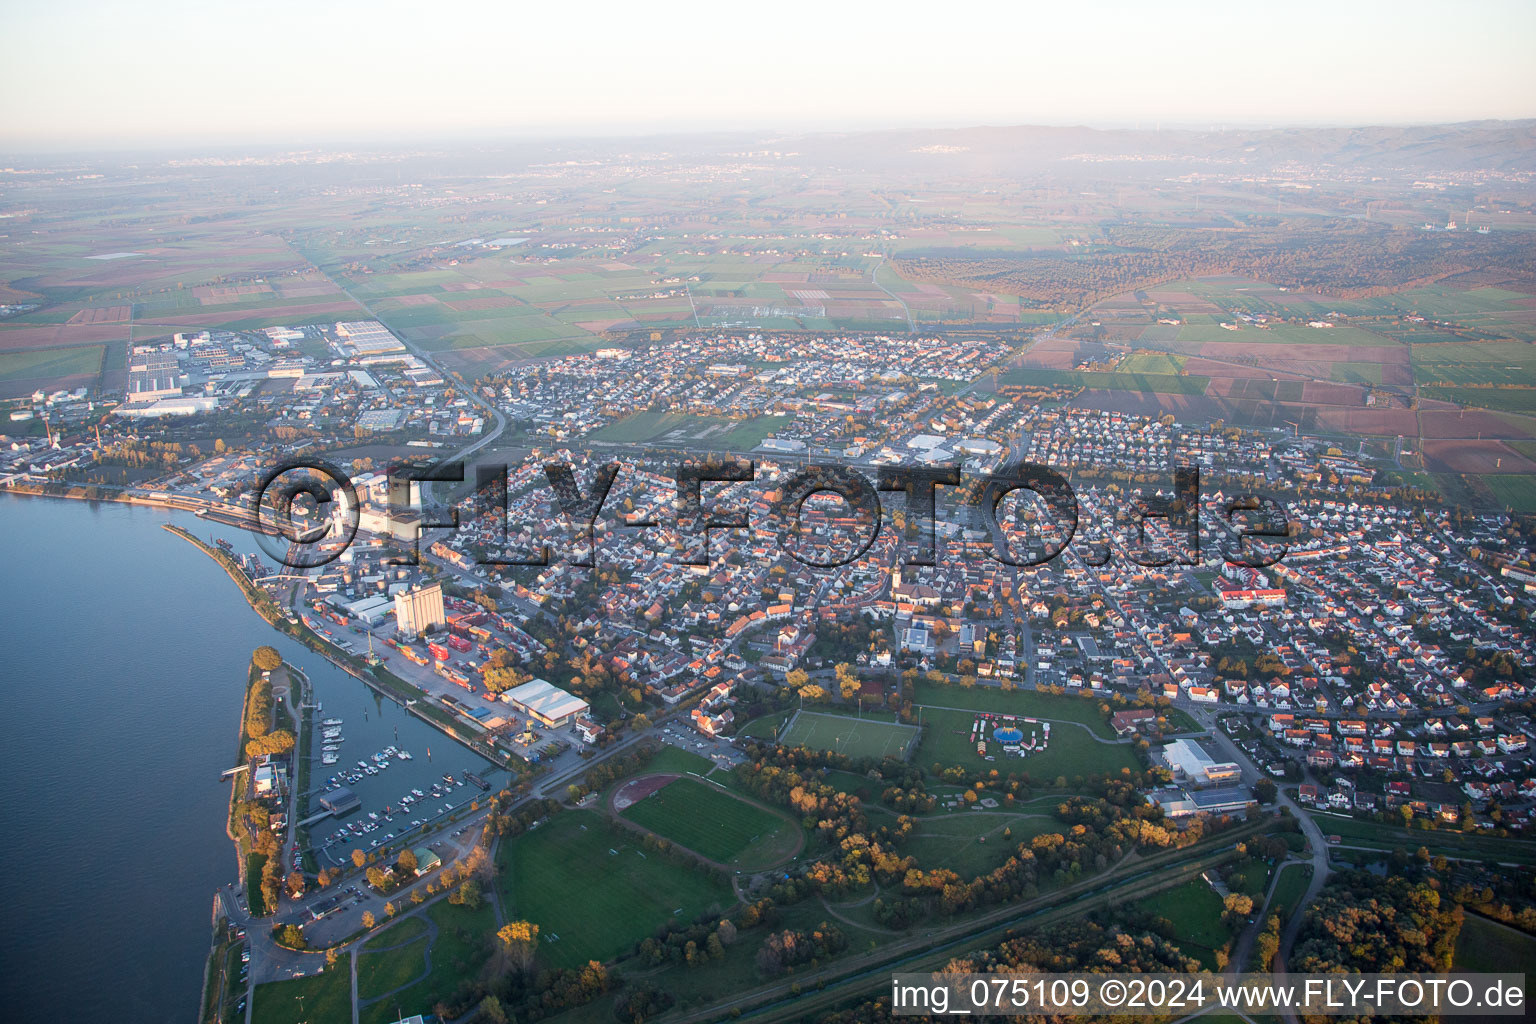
[
  {"left": 1000, "top": 366, "right": 1211, "bottom": 394},
  {"left": 498, "top": 810, "right": 733, "bottom": 970},
  {"left": 914, "top": 706, "right": 1141, "bottom": 780},
  {"left": 0, "top": 343, "right": 105, "bottom": 384},
  {"left": 1482, "top": 474, "right": 1536, "bottom": 511},
  {"left": 1411, "top": 341, "right": 1536, "bottom": 386},
  {"left": 779, "top": 710, "right": 921, "bottom": 761},
  {"left": 618, "top": 775, "right": 800, "bottom": 869}
]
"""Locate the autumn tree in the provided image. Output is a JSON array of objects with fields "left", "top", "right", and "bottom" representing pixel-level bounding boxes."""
[{"left": 498, "top": 920, "right": 540, "bottom": 974}]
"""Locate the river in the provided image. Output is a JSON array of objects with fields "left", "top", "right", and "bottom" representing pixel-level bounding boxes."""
[{"left": 0, "top": 494, "right": 503, "bottom": 1022}]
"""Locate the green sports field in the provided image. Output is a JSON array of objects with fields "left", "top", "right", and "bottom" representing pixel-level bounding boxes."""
[
  {"left": 620, "top": 776, "right": 800, "bottom": 869},
  {"left": 779, "top": 710, "right": 919, "bottom": 761},
  {"left": 499, "top": 810, "right": 733, "bottom": 970}
]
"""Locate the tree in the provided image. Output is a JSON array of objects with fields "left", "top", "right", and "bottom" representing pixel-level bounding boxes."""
[
  {"left": 397, "top": 849, "right": 417, "bottom": 875},
  {"left": 351, "top": 848, "right": 366, "bottom": 869},
  {"left": 1254, "top": 778, "right": 1277, "bottom": 804},
  {"left": 280, "top": 924, "right": 306, "bottom": 949},
  {"left": 498, "top": 920, "right": 539, "bottom": 974},
  {"left": 361, "top": 910, "right": 375, "bottom": 930},
  {"left": 252, "top": 647, "right": 282, "bottom": 672},
  {"left": 451, "top": 878, "right": 482, "bottom": 909},
  {"left": 786, "top": 668, "right": 809, "bottom": 690},
  {"left": 285, "top": 871, "right": 305, "bottom": 898},
  {"left": 477, "top": 995, "right": 508, "bottom": 1024},
  {"left": 632, "top": 713, "right": 651, "bottom": 731}
]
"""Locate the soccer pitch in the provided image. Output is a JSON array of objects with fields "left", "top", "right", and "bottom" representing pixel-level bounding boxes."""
[{"left": 779, "top": 710, "right": 919, "bottom": 761}]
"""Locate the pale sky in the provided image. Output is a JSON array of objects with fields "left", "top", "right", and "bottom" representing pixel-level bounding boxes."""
[{"left": 2, "top": 0, "right": 1533, "bottom": 151}]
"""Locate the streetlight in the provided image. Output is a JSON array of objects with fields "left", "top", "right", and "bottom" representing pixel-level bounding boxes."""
[{"left": 295, "top": 993, "right": 307, "bottom": 1024}]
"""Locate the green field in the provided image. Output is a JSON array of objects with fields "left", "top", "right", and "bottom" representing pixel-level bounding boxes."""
[
  {"left": 911, "top": 681, "right": 1118, "bottom": 738},
  {"left": 1000, "top": 366, "right": 1211, "bottom": 394},
  {"left": 903, "top": 812, "right": 1063, "bottom": 878},
  {"left": 0, "top": 343, "right": 105, "bottom": 383},
  {"left": 737, "top": 708, "right": 794, "bottom": 741},
  {"left": 1117, "top": 350, "right": 1187, "bottom": 375},
  {"left": 591, "top": 410, "right": 791, "bottom": 449},
  {"left": 362, "top": 913, "right": 428, "bottom": 950},
  {"left": 357, "top": 898, "right": 497, "bottom": 1024},
  {"left": 643, "top": 743, "right": 717, "bottom": 777},
  {"left": 1176, "top": 323, "right": 1398, "bottom": 347},
  {"left": 500, "top": 810, "right": 733, "bottom": 970},
  {"left": 251, "top": 964, "right": 352, "bottom": 1024},
  {"left": 1420, "top": 385, "right": 1536, "bottom": 414},
  {"left": 621, "top": 776, "right": 800, "bottom": 869},
  {"left": 1317, "top": 813, "right": 1536, "bottom": 865},
  {"left": 1483, "top": 475, "right": 1536, "bottom": 511},
  {"left": 1411, "top": 341, "right": 1536, "bottom": 386},
  {"left": 1135, "top": 878, "right": 1233, "bottom": 970},
  {"left": 915, "top": 706, "right": 1141, "bottom": 780},
  {"left": 1453, "top": 913, "right": 1536, "bottom": 972},
  {"left": 357, "top": 936, "right": 428, "bottom": 1000},
  {"left": 780, "top": 710, "right": 920, "bottom": 761}
]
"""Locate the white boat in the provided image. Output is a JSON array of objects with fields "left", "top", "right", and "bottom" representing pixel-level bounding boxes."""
[
  {"left": 322, "top": 718, "right": 343, "bottom": 727},
  {"left": 398, "top": 750, "right": 413, "bottom": 760},
  {"left": 321, "top": 752, "right": 339, "bottom": 765},
  {"left": 322, "top": 744, "right": 340, "bottom": 753}
]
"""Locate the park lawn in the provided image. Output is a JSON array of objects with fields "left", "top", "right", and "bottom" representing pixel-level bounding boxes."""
[
  {"left": 621, "top": 776, "right": 799, "bottom": 869},
  {"left": 1265, "top": 863, "right": 1312, "bottom": 933},
  {"left": 1136, "top": 878, "right": 1233, "bottom": 970},
  {"left": 1227, "top": 858, "right": 1275, "bottom": 898},
  {"left": 904, "top": 813, "right": 1062, "bottom": 878},
  {"left": 1453, "top": 913, "right": 1536, "bottom": 972},
  {"left": 356, "top": 936, "right": 428, "bottom": 1000},
  {"left": 251, "top": 964, "right": 353, "bottom": 1024},
  {"left": 246, "top": 853, "right": 269, "bottom": 917},
  {"left": 362, "top": 913, "right": 429, "bottom": 950},
  {"left": 912, "top": 681, "right": 1117, "bottom": 737},
  {"left": 915, "top": 706, "right": 1140, "bottom": 781},
  {"left": 645, "top": 744, "right": 716, "bottom": 777},
  {"left": 358, "top": 897, "right": 497, "bottom": 1024},
  {"left": 500, "top": 810, "right": 733, "bottom": 970},
  {"left": 780, "top": 709, "right": 920, "bottom": 761}
]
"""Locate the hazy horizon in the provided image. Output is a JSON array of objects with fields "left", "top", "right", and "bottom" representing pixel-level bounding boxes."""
[{"left": 3, "top": 0, "right": 1534, "bottom": 152}]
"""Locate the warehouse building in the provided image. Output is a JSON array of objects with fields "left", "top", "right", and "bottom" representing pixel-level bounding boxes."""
[
  {"left": 500, "top": 678, "right": 589, "bottom": 728},
  {"left": 1158, "top": 738, "right": 1242, "bottom": 787}
]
